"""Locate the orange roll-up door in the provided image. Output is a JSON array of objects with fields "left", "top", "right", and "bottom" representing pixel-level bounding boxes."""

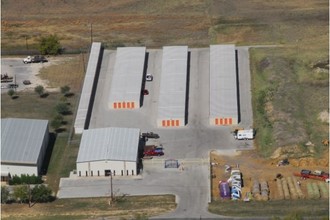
[
  {"left": 224, "top": 118, "right": 228, "bottom": 125},
  {"left": 127, "top": 102, "right": 131, "bottom": 109},
  {"left": 162, "top": 120, "right": 166, "bottom": 127},
  {"left": 176, "top": 120, "right": 179, "bottom": 126},
  {"left": 229, "top": 118, "right": 232, "bottom": 125},
  {"left": 118, "top": 102, "right": 121, "bottom": 109},
  {"left": 171, "top": 120, "right": 175, "bottom": 126},
  {"left": 215, "top": 118, "right": 219, "bottom": 125},
  {"left": 167, "top": 120, "right": 170, "bottom": 127},
  {"left": 131, "top": 102, "right": 135, "bottom": 108},
  {"left": 113, "top": 102, "right": 117, "bottom": 109},
  {"left": 122, "top": 102, "right": 126, "bottom": 109},
  {"left": 219, "top": 118, "right": 223, "bottom": 125}
]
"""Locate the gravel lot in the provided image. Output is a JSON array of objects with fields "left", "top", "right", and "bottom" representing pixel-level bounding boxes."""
[{"left": 1, "top": 56, "right": 63, "bottom": 94}]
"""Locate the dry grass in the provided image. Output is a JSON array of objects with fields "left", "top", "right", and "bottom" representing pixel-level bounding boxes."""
[
  {"left": 1, "top": 195, "right": 176, "bottom": 220},
  {"left": 38, "top": 54, "right": 87, "bottom": 93}
]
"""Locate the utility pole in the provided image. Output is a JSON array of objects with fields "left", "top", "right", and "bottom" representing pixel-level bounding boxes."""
[
  {"left": 109, "top": 171, "right": 114, "bottom": 206},
  {"left": 90, "top": 23, "right": 93, "bottom": 45}
]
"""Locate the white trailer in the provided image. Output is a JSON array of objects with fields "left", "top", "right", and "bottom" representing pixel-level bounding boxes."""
[{"left": 234, "top": 129, "right": 254, "bottom": 140}]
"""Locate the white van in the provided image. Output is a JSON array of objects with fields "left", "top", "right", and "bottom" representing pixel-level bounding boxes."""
[{"left": 234, "top": 129, "right": 254, "bottom": 140}]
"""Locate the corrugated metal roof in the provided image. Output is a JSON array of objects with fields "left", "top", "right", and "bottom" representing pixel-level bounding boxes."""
[
  {"left": 1, "top": 118, "right": 48, "bottom": 164},
  {"left": 76, "top": 127, "right": 140, "bottom": 163},
  {"left": 108, "top": 47, "right": 146, "bottom": 106},
  {"left": 210, "top": 45, "right": 238, "bottom": 118},
  {"left": 74, "top": 42, "right": 102, "bottom": 133},
  {"left": 158, "top": 46, "right": 188, "bottom": 120}
]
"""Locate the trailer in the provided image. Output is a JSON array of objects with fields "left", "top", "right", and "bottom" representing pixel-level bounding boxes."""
[
  {"left": 218, "top": 181, "right": 231, "bottom": 199},
  {"left": 294, "top": 169, "right": 329, "bottom": 182},
  {"left": 234, "top": 129, "right": 254, "bottom": 140}
]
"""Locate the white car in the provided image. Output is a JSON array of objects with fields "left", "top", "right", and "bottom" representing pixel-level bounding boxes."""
[{"left": 146, "top": 74, "right": 153, "bottom": 81}]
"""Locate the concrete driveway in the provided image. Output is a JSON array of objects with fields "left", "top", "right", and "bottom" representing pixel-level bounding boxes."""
[{"left": 58, "top": 46, "right": 254, "bottom": 219}]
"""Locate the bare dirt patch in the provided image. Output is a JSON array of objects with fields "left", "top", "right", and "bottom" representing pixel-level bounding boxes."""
[{"left": 211, "top": 149, "right": 329, "bottom": 202}]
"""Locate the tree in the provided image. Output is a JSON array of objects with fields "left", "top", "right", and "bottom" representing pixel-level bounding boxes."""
[
  {"left": 60, "top": 85, "right": 71, "bottom": 96},
  {"left": 1, "top": 186, "right": 10, "bottom": 204},
  {"left": 55, "top": 103, "right": 70, "bottom": 115},
  {"left": 7, "top": 89, "right": 15, "bottom": 99},
  {"left": 13, "top": 185, "right": 29, "bottom": 203},
  {"left": 34, "top": 85, "right": 44, "bottom": 97},
  {"left": 51, "top": 114, "right": 63, "bottom": 131},
  {"left": 38, "top": 34, "right": 61, "bottom": 55},
  {"left": 31, "top": 185, "right": 53, "bottom": 203}
]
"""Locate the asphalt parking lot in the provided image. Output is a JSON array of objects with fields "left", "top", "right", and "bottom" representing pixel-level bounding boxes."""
[
  {"left": 58, "top": 46, "right": 253, "bottom": 219},
  {"left": 89, "top": 47, "right": 253, "bottom": 159}
]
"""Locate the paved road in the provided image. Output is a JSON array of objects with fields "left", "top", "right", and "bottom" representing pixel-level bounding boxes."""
[{"left": 58, "top": 46, "right": 254, "bottom": 219}]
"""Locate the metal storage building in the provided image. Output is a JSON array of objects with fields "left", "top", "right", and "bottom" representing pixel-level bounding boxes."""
[
  {"left": 1, "top": 118, "right": 49, "bottom": 176},
  {"left": 108, "top": 47, "right": 146, "bottom": 109},
  {"left": 74, "top": 42, "right": 102, "bottom": 134},
  {"left": 76, "top": 127, "right": 140, "bottom": 177},
  {"left": 209, "top": 44, "right": 238, "bottom": 125},
  {"left": 157, "top": 46, "right": 188, "bottom": 127}
]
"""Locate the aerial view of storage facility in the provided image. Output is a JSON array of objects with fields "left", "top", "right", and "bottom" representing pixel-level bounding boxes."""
[
  {"left": 209, "top": 44, "right": 238, "bottom": 126},
  {"left": 1, "top": 118, "right": 49, "bottom": 177},
  {"left": 157, "top": 46, "right": 188, "bottom": 127},
  {"left": 76, "top": 127, "right": 140, "bottom": 177},
  {"left": 108, "top": 47, "right": 146, "bottom": 110},
  {"left": 74, "top": 42, "right": 102, "bottom": 134}
]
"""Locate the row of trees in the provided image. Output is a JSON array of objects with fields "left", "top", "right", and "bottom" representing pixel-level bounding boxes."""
[
  {"left": 1, "top": 184, "right": 54, "bottom": 205},
  {"left": 9, "top": 174, "right": 43, "bottom": 185}
]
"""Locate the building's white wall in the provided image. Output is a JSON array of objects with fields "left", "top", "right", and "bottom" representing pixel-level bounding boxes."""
[
  {"left": 77, "top": 160, "right": 137, "bottom": 177},
  {"left": 1, "top": 164, "right": 38, "bottom": 176}
]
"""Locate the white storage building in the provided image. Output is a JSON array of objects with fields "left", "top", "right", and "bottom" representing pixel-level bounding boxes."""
[
  {"left": 157, "top": 46, "right": 188, "bottom": 127},
  {"left": 74, "top": 42, "right": 102, "bottom": 134},
  {"left": 209, "top": 44, "right": 238, "bottom": 126},
  {"left": 1, "top": 118, "right": 49, "bottom": 177},
  {"left": 76, "top": 127, "right": 140, "bottom": 177},
  {"left": 108, "top": 47, "right": 146, "bottom": 109}
]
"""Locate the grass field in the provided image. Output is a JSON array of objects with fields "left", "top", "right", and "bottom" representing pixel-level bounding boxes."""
[
  {"left": 1, "top": 195, "right": 176, "bottom": 220},
  {"left": 209, "top": 199, "right": 329, "bottom": 219}
]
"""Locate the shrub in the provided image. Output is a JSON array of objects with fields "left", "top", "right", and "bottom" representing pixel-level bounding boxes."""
[
  {"left": 9, "top": 174, "right": 42, "bottom": 185},
  {"left": 31, "top": 184, "right": 54, "bottom": 203},
  {"left": 55, "top": 102, "right": 70, "bottom": 115},
  {"left": 1, "top": 186, "right": 10, "bottom": 204},
  {"left": 34, "top": 85, "right": 45, "bottom": 97},
  {"left": 38, "top": 34, "right": 61, "bottom": 55}
]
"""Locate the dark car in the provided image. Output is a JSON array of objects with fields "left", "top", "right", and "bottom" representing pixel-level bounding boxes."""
[
  {"left": 23, "top": 80, "right": 31, "bottom": 85},
  {"left": 141, "top": 132, "right": 160, "bottom": 139},
  {"left": 7, "top": 83, "right": 18, "bottom": 89}
]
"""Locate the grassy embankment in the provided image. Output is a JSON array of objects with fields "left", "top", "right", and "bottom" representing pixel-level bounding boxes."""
[{"left": 1, "top": 195, "right": 176, "bottom": 220}]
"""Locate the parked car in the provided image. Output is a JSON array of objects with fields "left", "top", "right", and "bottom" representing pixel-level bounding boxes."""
[
  {"left": 146, "top": 74, "right": 153, "bottom": 81},
  {"left": 23, "top": 80, "right": 31, "bottom": 85},
  {"left": 7, "top": 83, "right": 18, "bottom": 88},
  {"left": 144, "top": 148, "right": 164, "bottom": 156},
  {"left": 23, "top": 55, "right": 48, "bottom": 64},
  {"left": 141, "top": 132, "right": 160, "bottom": 139},
  {"left": 143, "top": 89, "right": 149, "bottom": 95}
]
